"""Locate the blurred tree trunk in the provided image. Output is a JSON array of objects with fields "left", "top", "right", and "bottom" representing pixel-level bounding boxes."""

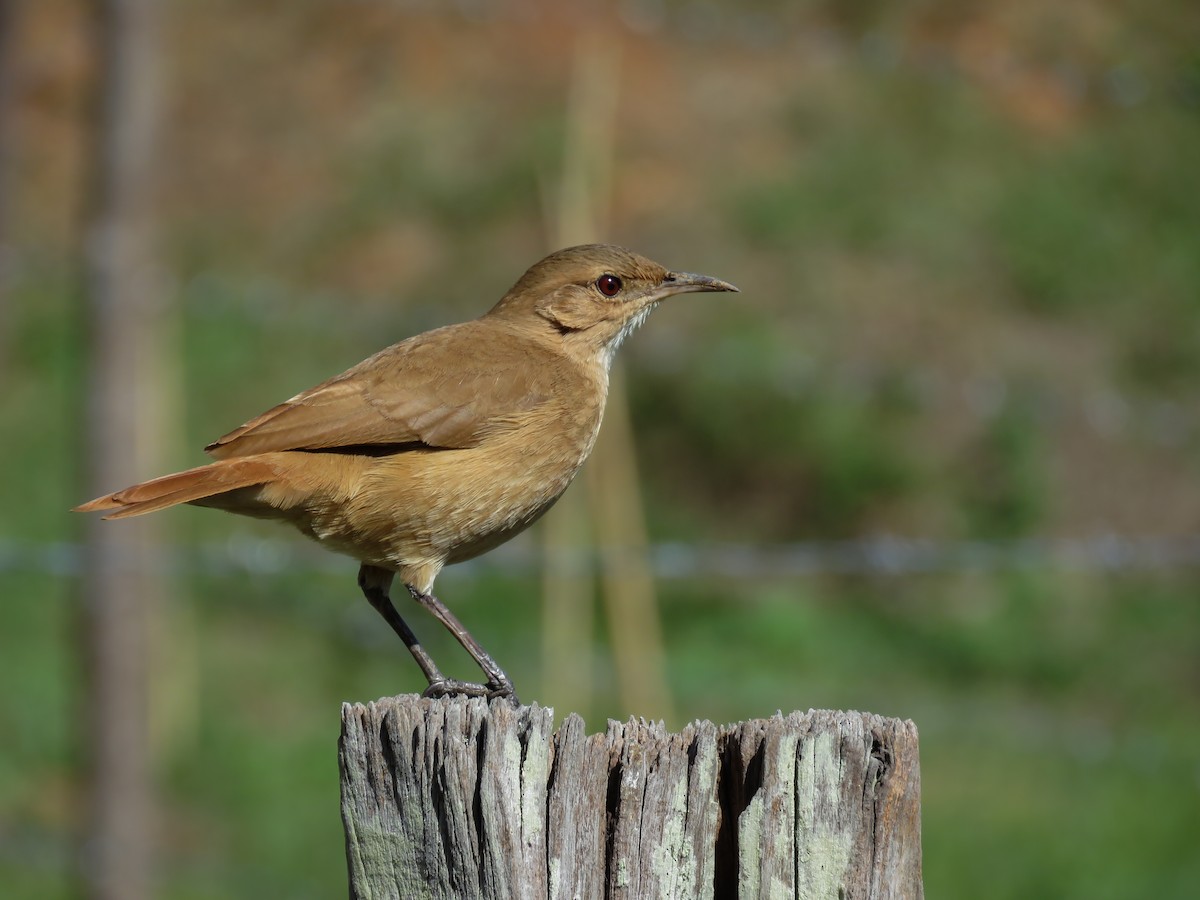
[
  {"left": 0, "top": 0, "right": 18, "bottom": 373},
  {"left": 79, "top": 2, "right": 168, "bottom": 899}
]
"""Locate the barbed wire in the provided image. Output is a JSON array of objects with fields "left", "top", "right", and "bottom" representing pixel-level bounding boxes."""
[{"left": 6, "top": 531, "right": 1200, "bottom": 581}]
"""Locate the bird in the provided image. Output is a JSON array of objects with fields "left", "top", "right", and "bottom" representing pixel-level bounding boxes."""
[{"left": 75, "top": 243, "right": 738, "bottom": 700}]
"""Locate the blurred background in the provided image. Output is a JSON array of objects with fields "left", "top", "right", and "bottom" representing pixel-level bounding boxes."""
[{"left": 3, "top": 0, "right": 1199, "bottom": 897}]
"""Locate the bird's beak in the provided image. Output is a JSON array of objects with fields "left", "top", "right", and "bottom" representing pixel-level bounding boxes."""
[{"left": 654, "top": 271, "right": 740, "bottom": 300}]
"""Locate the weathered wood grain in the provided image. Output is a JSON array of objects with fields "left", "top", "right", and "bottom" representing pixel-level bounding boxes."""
[{"left": 340, "top": 697, "right": 922, "bottom": 899}]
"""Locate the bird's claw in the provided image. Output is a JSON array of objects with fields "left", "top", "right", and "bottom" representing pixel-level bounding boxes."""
[{"left": 422, "top": 678, "right": 520, "bottom": 705}]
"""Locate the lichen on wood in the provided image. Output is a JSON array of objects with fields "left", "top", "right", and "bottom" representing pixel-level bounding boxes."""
[{"left": 339, "top": 697, "right": 922, "bottom": 900}]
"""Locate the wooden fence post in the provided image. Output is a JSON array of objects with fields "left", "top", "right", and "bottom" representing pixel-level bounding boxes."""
[{"left": 339, "top": 696, "right": 922, "bottom": 899}]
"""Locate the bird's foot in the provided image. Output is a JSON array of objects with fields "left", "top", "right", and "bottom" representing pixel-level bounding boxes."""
[{"left": 422, "top": 678, "right": 520, "bottom": 705}]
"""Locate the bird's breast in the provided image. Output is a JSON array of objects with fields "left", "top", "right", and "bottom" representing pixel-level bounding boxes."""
[{"left": 439, "top": 392, "right": 606, "bottom": 561}]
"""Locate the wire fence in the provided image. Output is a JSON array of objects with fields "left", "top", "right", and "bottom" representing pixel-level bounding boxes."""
[{"left": 7, "top": 531, "right": 1200, "bottom": 581}]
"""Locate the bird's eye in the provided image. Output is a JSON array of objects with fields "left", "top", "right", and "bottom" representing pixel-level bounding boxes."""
[{"left": 596, "top": 274, "right": 623, "bottom": 297}]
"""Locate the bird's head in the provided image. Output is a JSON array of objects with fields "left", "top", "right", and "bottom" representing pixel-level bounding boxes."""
[{"left": 488, "top": 243, "right": 738, "bottom": 367}]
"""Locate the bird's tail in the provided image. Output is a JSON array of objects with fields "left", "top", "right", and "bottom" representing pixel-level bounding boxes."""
[{"left": 74, "top": 457, "right": 282, "bottom": 519}]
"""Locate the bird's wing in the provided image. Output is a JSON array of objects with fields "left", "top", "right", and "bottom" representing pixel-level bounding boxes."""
[{"left": 205, "top": 322, "right": 554, "bottom": 459}]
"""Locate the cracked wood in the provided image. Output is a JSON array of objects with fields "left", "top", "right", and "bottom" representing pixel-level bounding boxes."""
[{"left": 339, "top": 696, "right": 923, "bottom": 899}]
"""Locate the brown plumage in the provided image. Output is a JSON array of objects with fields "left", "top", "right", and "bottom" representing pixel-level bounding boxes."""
[{"left": 76, "top": 243, "right": 737, "bottom": 699}]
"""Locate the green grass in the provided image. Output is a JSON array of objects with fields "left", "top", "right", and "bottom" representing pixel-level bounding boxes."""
[{"left": 4, "top": 565, "right": 1199, "bottom": 898}]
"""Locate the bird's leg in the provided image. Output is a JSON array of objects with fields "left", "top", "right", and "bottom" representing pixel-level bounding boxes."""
[
  {"left": 406, "top": 585, "right": 519, "bottom": 702},
  {"left": 357, "top": 565, "right": 500, "bottom": 699},
  {"left": 357, "top": 564, "right": 449, "bottom": 686}
]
